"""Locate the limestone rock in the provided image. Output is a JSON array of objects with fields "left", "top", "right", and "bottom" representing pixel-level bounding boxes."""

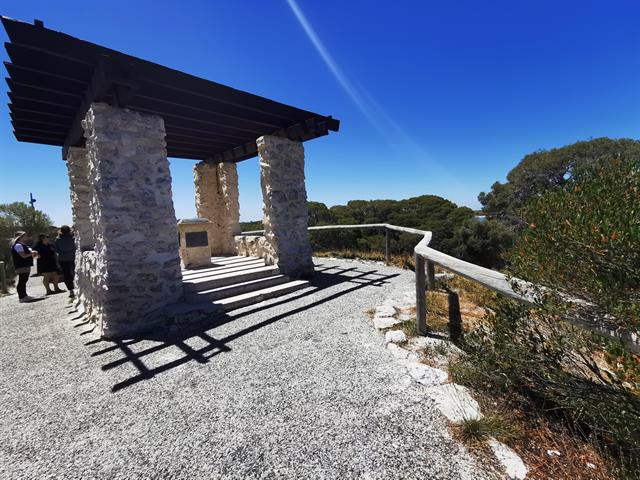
[
  {"left": 373, "top": 316, "right": 402, "bottom": 330},
  {"left": 387, "top": 343, "right": 412, "bottom": 360},
  {"left": 384, "top": 330, "right": 407, "bottom": 345},
  {"left": 488, "top": 439, "right": 528, "bottom": 480},
  {"left": 423, "top": 383, "right": 483, "bottom": 422},
  {"left": 406, "top": 363, "right": 448, "bottom": 386},
  {"left": 375, "top": 305, "right": 396, "bottom": 318}
]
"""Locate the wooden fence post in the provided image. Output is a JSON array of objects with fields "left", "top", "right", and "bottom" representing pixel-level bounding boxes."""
[
  {"left": 384, "top": 228, "right": 390, "bottom": 264},
  {"left": 447, "top": 289, "right": 463, "bottom": 342},
  {"left": 0, "top": 261, "right": 8, "bottom": 294},
  {"left": 426, "top": 260, "right": 436, "bottom": 290},
  {"left": 415, "top": 253, "right": 427, "bottom": 335}
]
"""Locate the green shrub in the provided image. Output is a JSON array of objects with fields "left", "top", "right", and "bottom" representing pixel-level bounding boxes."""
[
  {"left": 453, "top": 156, "right": 640, "bottom": 471},
  {"left": 509, "top": 155, "right": 640, "bottom": 332}
]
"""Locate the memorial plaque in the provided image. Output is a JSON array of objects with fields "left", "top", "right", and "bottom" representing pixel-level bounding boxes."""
[{"left": 185, "top": 231, "right": 208, "bottom": 248}]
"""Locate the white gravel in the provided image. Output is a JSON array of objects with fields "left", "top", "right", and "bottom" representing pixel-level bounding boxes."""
[{"left": 0, "top": 258, "right": 495, "bottom": 479}]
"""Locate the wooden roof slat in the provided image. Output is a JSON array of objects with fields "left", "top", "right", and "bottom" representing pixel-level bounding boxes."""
[
  {"left": 2, "top": 16, "right": 339, "bottom": 162},
  {"left": 127, "top": 96, "right": 273, "bottom": 135},
  {"left": 9, "top": 104, "right": 74, "bottom": 121}
]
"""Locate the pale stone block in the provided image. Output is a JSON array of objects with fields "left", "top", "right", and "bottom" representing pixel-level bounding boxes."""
[
  {"left": 178, "top": 219, "right": 213, "bottom": 269},
  {"left": 193, "top": 161, "right": 240, "bottom": 256},
  {"left": 65, "top": 147, "right": 93, "bottom": 250},
  {"left": 80, "top": 102, "right": 183, "bottom": 337},
  {"left": 257, "top": 135, "right": 314, "bottom": 278}
]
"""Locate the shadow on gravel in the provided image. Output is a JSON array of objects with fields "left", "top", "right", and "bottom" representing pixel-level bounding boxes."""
[{"left": 84, "top": 263, "right": 399, "bottom": 393}]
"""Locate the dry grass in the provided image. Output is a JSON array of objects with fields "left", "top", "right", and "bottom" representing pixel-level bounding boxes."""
[{"left": 453, "top": 414, "right": 521, "bottom": 446}]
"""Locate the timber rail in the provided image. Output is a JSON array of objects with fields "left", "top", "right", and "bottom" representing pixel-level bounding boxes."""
[{"left": 241, "top": 224, "right": 638, "bottom": 352}]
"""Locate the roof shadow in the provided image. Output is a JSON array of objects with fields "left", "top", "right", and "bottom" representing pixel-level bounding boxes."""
[{"left": 79, "top": 263, "right": 400, "bottom": 392}]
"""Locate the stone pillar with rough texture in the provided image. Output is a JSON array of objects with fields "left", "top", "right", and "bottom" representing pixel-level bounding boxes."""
[
  {"left": 65, "top": 147, "right": 94, "bottom": 250},
  {"left": 193, "top": 161, "right": 240, "bottom": 255},
  {"left": 81, "top": 102, "right": 183, "bottom": 338},
  {"left": 257, "top": 135, "right": 314, "bottom": 278}
]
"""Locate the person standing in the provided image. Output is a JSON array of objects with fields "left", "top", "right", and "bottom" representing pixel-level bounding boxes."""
[
  {"left": 10, "top": 231, "right": 39, "bottom": 303},
  {"left": 33, "top": 234, "right": 64, "bottom": 295},
  {"left": 54, "top": 225, "right": 77, "bottom": 298}
]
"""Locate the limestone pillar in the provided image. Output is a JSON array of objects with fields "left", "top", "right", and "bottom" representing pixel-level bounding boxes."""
[
  {"left": 65, "top": 147, "right": 94, "bottom": 251},
  {"left": 193, "top": 161, "right": 240, "bottom": 255},
  {"left": 82, "top": 102, "right": 183, "bottom": 337},
  {"left": 257, "top": 135, "right": 314, "bottom": 278}
]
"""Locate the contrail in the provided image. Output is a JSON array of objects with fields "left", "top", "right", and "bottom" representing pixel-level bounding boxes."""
[
  {"left": 286, "top": 0, "right": 467, "bottom": 198},
  {"left": 285, "top": 0, "right": 390, "bottom": 139}
]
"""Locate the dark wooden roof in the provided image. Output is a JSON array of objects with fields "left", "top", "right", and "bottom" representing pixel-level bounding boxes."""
[{"left": 2, "top": 17, "right": 339, "bottom": 162}]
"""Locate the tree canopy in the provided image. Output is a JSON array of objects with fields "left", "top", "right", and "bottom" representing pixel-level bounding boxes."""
[{"left": 479, "top": 138, "right": 640, "bottom": 223}]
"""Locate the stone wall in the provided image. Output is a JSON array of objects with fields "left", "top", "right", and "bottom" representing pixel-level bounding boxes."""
[
  {"left": 257, "top": 135, "right": 314, "bottom": 278},
  {"left": 193, "top": 161, "right": 240, "bottom": 255},
  {"left": 65, "top": 147, "right": 93, "bottom": 250},
  {"left": 234, "top": 235, "right": 276, "bottom": 264},
  {"left": 81, "top": 102, "right": 183, "bottom": 338}
]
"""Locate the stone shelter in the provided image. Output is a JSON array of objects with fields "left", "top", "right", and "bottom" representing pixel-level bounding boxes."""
[{"left": 2, "top": 17, "right": 339, "bottom": 337}]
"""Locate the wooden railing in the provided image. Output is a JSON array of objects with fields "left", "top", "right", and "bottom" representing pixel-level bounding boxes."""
[{"left": 240, "top": 224, "right": 638, "bottom": 351}]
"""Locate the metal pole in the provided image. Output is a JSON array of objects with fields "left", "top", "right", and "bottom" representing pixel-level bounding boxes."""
[
  {"left": 384, "top": 228, "right": 390, "bottom": 264},
  {"left": 415, "top": 253, "right": 427, "bottom": 335},
  {"left": 426, "top": 260, "right": 436, "bottom": 290},
  {"left": 0, "top": 261, "right": 8, "bottom": 294}
]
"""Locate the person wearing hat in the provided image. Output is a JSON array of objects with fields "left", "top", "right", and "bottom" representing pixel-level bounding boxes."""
[{"left": 10, "top": 231, "right": 39, "bottom": 303}]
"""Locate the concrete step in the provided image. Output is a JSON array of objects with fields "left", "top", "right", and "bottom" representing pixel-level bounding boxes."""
[
  {"left": 185, "top": 274, "right": 292, "bottom": 303},
  {"left": 181, "top": 256, "right": 262, "bottom": 273},
  {"left": 182, "top": 259, "right": 266, "bottom": 280},
  {"left": 209, "top": 256, "right": 261, "bottom": 266},
  {"left": 183, "top": 265, "right": 280, "bottom": 293},
  {"left": 213, "top": 279, "right": 310, "bottom": 311}
]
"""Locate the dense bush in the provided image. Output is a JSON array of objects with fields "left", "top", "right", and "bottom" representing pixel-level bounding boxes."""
[
  {"left": 510, "top": 155, "right": 639, "bottom": 331},
  {"left": 444, "top": 218, "right": 515, "bottom": 268},
  {"left": 452, "top": 155, "right": 640, "bottom": 474}
]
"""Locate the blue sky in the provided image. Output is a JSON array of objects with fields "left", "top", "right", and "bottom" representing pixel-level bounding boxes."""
[{"left": 1, "top": 0, "right": 639, "bottom": 225}]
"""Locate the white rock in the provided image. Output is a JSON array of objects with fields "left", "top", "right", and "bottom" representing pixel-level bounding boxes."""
[
  {"left": 373, "top": 316, "right": 402, "bottom": 330},
  {"left": 384, "top": 330, "right": 407, "bottom": 345},
  {"left": 387, "top": 343, "right": 411, "bottom": 359},
  {"left": 489, "top": 438, "right": 528, "bottom": 480},
  {"left": 546, "top": 449, "right": 561, "bottom": 457},
  {"left": 406, "top": 363, "right": 448, "bottom": 386},
  {"left": 424, "top": 383, "right": 482, "bottom": 422},
  {"left": 374, "top": 305, "right": 396, "bottom": 318}
]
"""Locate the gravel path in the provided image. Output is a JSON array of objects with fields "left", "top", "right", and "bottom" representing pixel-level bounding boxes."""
[{"left": 0, "top": 258, "right": 494, "bottom": 480}]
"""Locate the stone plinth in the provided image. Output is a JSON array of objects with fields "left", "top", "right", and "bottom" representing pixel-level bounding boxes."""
[
  {"left": 65, "top": 147, "right": 94, "bottom": 251},
  {"left": 178, "top": 218, "right": 213, "bottom": 269},
  {"left": 81, "top": 102, "right": 183, "bottom": 338},
  {"left": 257, "top": 135, "right": 314, "bottom": 278},
  {"left": 193, "top": 161, "right": 240, "bottom": 255}
]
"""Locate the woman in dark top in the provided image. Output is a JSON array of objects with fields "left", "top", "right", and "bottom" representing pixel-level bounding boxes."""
[
  {"left": 54, "top": 225, "right": 76, "bottom": 298},
  {"left": 33, "top": 234, "right": 64, "bottom": 295}
]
